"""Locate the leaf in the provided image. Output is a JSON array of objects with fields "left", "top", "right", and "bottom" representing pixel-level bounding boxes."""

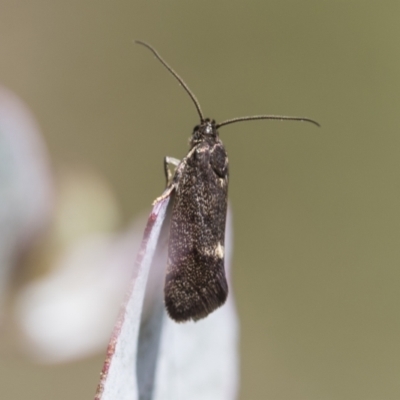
[
  {"left": 95, "top": 194, "right": 239, "bottom": 400},
  {"left": 95, "top": 194, "right": 171, "bottom": 400}
]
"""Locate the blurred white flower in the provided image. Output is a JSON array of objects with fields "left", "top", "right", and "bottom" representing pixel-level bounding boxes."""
[
  {"left": 0, "top": 87, "right": 53, "bottom": 324},
  {"left": 15, "top": 227, "right": 142, "bottom": 363},
  {"left": 14, "top": 168, "right": 139, "bottom": 363}
]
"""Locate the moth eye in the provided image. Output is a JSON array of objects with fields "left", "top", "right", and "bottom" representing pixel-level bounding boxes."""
[{"left": 210, "top": 145, "right": 228, "bottom": 177}]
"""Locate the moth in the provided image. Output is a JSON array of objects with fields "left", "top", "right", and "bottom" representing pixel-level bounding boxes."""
[{"left": 136, "top": 41, "right": 319, "bottom": 322}]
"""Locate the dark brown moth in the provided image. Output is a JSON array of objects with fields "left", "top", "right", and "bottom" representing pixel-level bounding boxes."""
[{"left": 136, "top": 41, "right": 319, "bottom": 322}]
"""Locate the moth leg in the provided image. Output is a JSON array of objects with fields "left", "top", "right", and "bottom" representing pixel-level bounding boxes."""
[
  {"left": 164, "top": 156, "right": 180, "bottom": 186},
  {"left": 153, "top": 156, "right": 181, "bottom": 205},
  {"left": 153, "top": 185, "right": 175, "bottom": 205}
]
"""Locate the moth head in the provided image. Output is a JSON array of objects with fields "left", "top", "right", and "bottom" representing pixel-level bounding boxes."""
[{"left": 192, "top": 118, "right": 218, "bottom": 143}]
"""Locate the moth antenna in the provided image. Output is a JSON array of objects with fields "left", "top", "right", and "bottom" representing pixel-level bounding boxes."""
[
  {"left": 216, "top": 115, "right": 320, "bottom": 129},
  {"left": 135, "top": 40, "right": 204, "bottom": 123}
]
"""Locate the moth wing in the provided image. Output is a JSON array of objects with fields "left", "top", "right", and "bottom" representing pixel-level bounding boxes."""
[{"left": 165, "top": 142, "right": 229, "bottom": 322}]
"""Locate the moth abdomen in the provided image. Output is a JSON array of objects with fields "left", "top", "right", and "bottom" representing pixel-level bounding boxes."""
[{"left": 164, "top": 260, "right": 228, "bottom": 322}]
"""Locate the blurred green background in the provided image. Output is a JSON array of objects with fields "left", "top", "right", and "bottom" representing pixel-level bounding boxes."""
[{"left": 1, "top": 1, "right": 400, "bottom": 399}]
